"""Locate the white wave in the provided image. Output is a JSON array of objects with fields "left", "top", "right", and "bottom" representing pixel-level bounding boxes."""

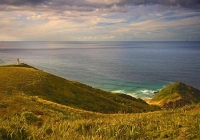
[
  {"left": 140, "top": 89, "right": 155, "bottom": 94},
  {"left": 111, "top": 89, "right": 155, "bottom": 99},
  {"left": 111, "top": 90, "right": 126, "bottom": 94}
]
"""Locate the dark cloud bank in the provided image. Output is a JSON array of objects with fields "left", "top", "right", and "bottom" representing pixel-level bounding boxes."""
[
  {"left": 0, "top": 0, "right": 48, "bottom": 6},
  {"left": 124, "top": 0, "right": 200, "bottom": 7},
  {"left": 0, "top": 0, "right": 199, "bottom": 9}
]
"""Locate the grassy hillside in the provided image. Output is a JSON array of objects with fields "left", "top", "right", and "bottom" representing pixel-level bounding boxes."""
[
  {"left": 0, "top": 63, "right": 158, "bottom": 114},
  {"left": 0, "top": 92, "right": 199, "bottom": 139},
  {"left": 0, "top": 64, "right": 200, "bottom": 139},
  {"left": 150, "top": 82, "right": 200, "bottom": 108}
]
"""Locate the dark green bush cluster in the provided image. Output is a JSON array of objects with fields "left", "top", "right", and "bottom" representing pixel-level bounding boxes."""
[
  {"left": 0, "top": 127, "right": 30, "bottom": 140},
  {"left": 21, "top": 112, "right": 38, "bottom": 123}
]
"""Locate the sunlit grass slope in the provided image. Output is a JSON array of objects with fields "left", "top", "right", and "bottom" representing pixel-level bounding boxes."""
[
  {"left": 0, "top": 63, "right": 158, "bottom": 113},
  {"left": 0, "top": 92, "right": 199, "bottom": 140},
  {"left": 150, "top": 82, "right": 200, "bottom": 108},
  {"left": 0, "top": 64, "right": 200, "bottom": 139}
]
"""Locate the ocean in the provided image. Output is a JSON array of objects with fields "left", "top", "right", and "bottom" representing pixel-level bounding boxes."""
[{"left": 0, "top": 41, "right": 200, "bottom": 99}]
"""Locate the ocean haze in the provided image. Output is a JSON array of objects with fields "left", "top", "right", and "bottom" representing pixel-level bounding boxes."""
[{"left": 0, "top": 41, "right": 200, "bottom": 99}]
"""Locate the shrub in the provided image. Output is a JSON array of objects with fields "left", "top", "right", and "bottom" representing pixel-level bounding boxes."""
[
  {"left": 21, "top": 112, "right": 38, "bottom": 123},
  {"left": 0, "top": 102, "right": 7, "bottom": 108},
  {"left": 46, "top": 128, "right": 53, "bottom": 135},
  {"left": 0, "top": 128, "right": 10, "bottom": 140}
]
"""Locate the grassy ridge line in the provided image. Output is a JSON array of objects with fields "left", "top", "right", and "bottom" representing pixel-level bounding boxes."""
[
  {"left": 0, "top": 91, "right": 106, "bottom": 120},
  {"left": 150, "top": 82, "right": 200, "bottom": 108},
  {"left": 1, "top": 99, "right": 199, "bottom": 139},
  {"left": 0, "top": 63, "right": 159, "bottom": 113},
  {"left": 1, "top": 63, "right": 37, "bottom": 69}
]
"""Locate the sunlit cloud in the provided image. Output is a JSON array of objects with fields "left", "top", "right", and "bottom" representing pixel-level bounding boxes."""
[{"left": 0, "top": 0, "right": 199, "bottom": 41}]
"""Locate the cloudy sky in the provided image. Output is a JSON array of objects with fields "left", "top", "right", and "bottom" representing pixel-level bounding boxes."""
[{"left": 0, "top": 0, "right": 200, "bottom": 41}]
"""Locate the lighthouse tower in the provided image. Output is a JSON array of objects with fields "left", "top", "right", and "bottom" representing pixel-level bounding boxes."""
[{"left": 17, "top": 59, "right": 20, "bottom": 65}]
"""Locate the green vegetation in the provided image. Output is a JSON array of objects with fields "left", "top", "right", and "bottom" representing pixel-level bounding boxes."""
[
  {"left": 0, "top": 93, "right": 199, "bottom": 140},
  {"left": 0, "top": 63, "right": 158, "bottom": 114},
  {"left": 2, "top": 63, "right": 37, "bottom": 69},
  {"left": 1, "top": 64, "right": 200, "bottom": 139},
  {"left": 150, "top": 82, "right": 200, "bottom": 108}
]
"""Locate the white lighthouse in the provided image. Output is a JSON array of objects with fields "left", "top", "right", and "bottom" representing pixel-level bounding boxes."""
[{"left": 17, "top": 59, "right": 20, "bottom": 65}]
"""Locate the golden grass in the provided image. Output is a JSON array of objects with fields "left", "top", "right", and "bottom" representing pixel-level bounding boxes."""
[
  {"left": 0, "top": 98, "right": 199, "bottom": 140},
  {"left": 1, "top": 64, "right": 200, "bottom": 139},
  {"left": 0, "top": 90, "right": 200, "bottom": 139}
]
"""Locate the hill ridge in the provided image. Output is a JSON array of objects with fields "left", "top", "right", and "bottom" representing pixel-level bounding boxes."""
[
  {"left": 0, "top": 63, "right": 159, "bottom": 114},
  {"left": 150, "top": 82, "right": 200, "bottom": 108}
]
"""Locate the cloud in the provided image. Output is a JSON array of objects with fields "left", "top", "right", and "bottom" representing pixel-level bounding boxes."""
[
  {"left": 0, "top": 0, "right": 199, "bottom": 41},
  {"left": 0, "top": 0, "right": 49, "bottom": 6},
  {"left": 0, "top": 0, "right": 199, "bottom": 9},
  {"left": 119, "top": 0, "right": 200, "bottom": 8},
  {"left": 103, "top": 35, "right": 115, "bottom": 39}
]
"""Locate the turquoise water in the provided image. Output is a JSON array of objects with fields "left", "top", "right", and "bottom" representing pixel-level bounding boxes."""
[{"left": 0, "top": 41, "right": 200, "bottom": 99}]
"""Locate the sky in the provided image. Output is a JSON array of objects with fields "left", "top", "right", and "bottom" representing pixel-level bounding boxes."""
[{"left": 0, "top": 0, "right": 200, "bottom": 41}]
